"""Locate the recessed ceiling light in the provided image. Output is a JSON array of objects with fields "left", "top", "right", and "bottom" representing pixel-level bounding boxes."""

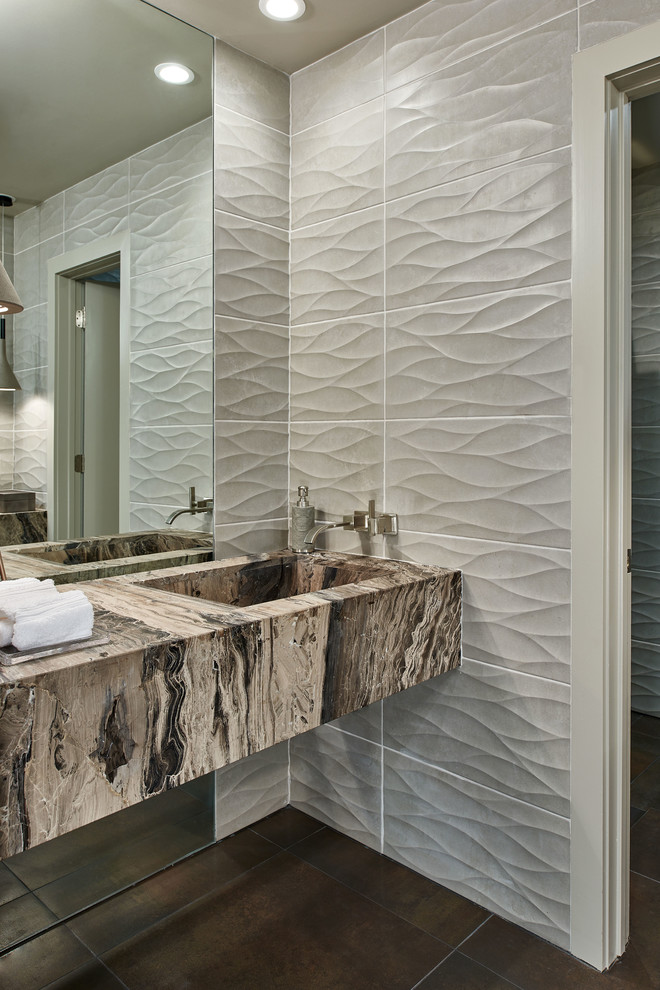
[
  {"left": 259, "top": 0, "right": 306, "bottom": 21},
  {"left": 154, "top": 62, "right": 195, "bottom": 85}
]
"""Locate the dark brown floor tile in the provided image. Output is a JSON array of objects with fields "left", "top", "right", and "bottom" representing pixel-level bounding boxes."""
[
  {"left": 6, "top": 786, "right": 204, "bottom": 891},
  {"left": 630, "top": 759, "right": 660, "bottom": 812},
  {"left": 631, "top": 808, "right": 660, "bottom": 882},
  {"left": 102, "top": 851, "right": 451, "bottom": 990},
  {"left": 36, "top": 811, "right": 214, "bottom": 919},
  {"left": 70, "top": 829, "right": 279, "bottom": 954},
  {"left": 417, "top": 950, "right": 522, "bottom": 989},
  {"left": 0, "top": 926, "right": 94, "bottom": 990},
  {"left": 634, "top": 714, "right": 660, "bottom": 740},
  {"left": 43, "top": 960, "right": 127, "bottom": 990},
  {"left": 0, "top": 891, "right": 57, "bottom": 953},
  {"left": 632, "top": 729, "right": 660, "bottom": 759},
  {"left": 632, "top": 807, "right": 646, "bottom": 826},
  {"left": 250, "top": 806, "right": 325, "bottom": 847},
  {"left": 631, "top": 747, "right": 657, "bottom": 780},
  {"left": 0, "top": 861, "right": 29, "bottom": 907},
  {"left": 291, "top": 826, "right": 490, "bottom": 945}
]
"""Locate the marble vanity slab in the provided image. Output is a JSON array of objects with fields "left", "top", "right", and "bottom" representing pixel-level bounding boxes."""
[
  {"left": 0, "top": 551, "right": 461, "bottom": 858},
  {"left": 0, "top": 510, "right": 47, "bottom": 548}
]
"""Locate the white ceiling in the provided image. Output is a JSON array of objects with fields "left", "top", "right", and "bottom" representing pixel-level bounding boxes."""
[{"left": 2, "top": 0, "right": 428, "bottom": 219}]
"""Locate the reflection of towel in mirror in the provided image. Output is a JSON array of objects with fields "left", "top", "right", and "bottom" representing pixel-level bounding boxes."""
[
  {"left": 11, "top": 590, "right": 94, "bottom": 652},
  {"left": 0, "top": 579, "right": 59, "bottom": 647}
]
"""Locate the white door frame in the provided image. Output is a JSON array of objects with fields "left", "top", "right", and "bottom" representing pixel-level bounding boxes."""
[
  {"left": 47, "top": 233, "right": 131, "bottom": 540},
  {"left": 572, "top": 21, "right": 660, "bottom": 970}
]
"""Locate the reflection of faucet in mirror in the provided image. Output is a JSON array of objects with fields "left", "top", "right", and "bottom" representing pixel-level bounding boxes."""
[{"left": 167, "top": 487, "right": 214, "bottom": 526}]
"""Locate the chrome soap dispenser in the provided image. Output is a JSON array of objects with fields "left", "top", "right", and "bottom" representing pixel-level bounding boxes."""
[{"left": 290, "top": 485, "right": 315, "bottom": 553}]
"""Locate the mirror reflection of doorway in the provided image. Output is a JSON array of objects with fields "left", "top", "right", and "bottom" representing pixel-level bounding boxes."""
[{"left": 630, "top": 92, "right": 660, "bottom": 820}]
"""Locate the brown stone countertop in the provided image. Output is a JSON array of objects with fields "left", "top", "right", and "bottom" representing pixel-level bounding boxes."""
[{"left": 0, "top": 551, "right": 461, "bottom": 858}]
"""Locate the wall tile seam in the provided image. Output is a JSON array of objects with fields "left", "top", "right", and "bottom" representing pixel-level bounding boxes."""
[
  {"left": 382, "top": 3, "right": 579, "bottom": 94},
  {"left": 13, "top": 232, "right": 65, "bottom": 258},
  {"left": 453, "top": 654, "right": 572, "bottom": 691},
  {"left": 394, "top": 528, "right": 573, "bottom": 556},
  {"left": 128, "top": 253, "right": 214, "bottom": 282},
  {"left": 293, "top": 414, "right": 571, "bottom": 424},
  {"left": 213, "top": 312, "right": 290, "bottom": 331},
  {"left": 325, "top": 722, "right": 571, "bottom": 824},
  {"left": 214, "top": 100, "right": 292, "bottom": 138},
  {"left": 289, "top": 94, "right": 385, "bottom": 142},
  {"left": 214, "top": 206, "right": 290, "bottom": 236},
  {"left": 213, "top": 204, "right": 289, "bottom": 233},
  {"left": 213, "top": 516, "right": 289, "bottom": 527},
  {"left": 127, "top": 170, "right": 213, "bottom": 210}
]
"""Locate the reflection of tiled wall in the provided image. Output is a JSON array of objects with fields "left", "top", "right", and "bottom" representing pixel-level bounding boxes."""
[
  {"left": 632, "top": 162, "right": 660, "bottom": 716},
  {"left": 213, "top": 41, "right": 290, "bottom": 556},
  {"left": 285, "top": 1, "right": 660, "bottom": 953},
  {"left": 11, "top": 118, "right": 214, "bottom": 529},
  {"left": 0, "top": 217, "right": 15, "bottom": 489}
]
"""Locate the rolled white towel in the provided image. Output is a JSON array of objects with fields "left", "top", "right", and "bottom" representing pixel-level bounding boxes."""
[
  {"left": 11, "top": 590, "right": 94, "bottom": 652},
  {"left": 0, "top": 578, "right": 50, "bottom": 603},
  {"left": 0, "top": 584, "right": 61, "bottom": 646}
]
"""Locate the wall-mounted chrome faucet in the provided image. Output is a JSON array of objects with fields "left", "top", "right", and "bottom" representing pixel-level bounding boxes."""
[
  {"left": 302, "top": 499, "right": 398, "bottom": 552},
  {"left": 166, "top": 486, "right": 214, "bottom": 525}
]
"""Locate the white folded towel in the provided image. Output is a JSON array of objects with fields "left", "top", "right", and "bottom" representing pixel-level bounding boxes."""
[
  {"left": 0, "top": 578, "right": 50, "bottom": 603},
  {"left": 0, "top": 583, "right": 60, "bottom": 647},
  {"left": 11, "top": 589, "right": 94, "bottom": 652}
]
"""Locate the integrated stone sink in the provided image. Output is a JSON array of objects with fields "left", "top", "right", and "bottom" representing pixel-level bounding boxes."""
[
  {"left": 0, "top": 550, "right": 461, "bottom": 858},
  {"left": 0, "top": 530, "right": 213, "bottom": 583}
]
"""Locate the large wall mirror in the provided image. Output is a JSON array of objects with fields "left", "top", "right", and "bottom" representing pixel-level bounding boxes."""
[{"left": 1, "top": 0, "right": 214, "bottom": 550}]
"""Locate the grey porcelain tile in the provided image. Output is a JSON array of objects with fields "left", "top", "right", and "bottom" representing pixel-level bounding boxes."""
[
  {"left": 386, "top": 417, "right": 570, "bottom": 548},
  {"left": 214, "top": 317, "right": 289, "bottom": 422},
  {"left": 214, "top": 39, "right": 290, "bottom": 133},
  {"left": 632, "top": 569, "right": 660, "bottom": 643},
  {"left": 386, "top": 0, "right": 574, "bottom": 91},
  {"left": 386, "top": 283, "right": 571, "bottom": 419},
  {"left": 633, "top": 284, "right": 660, "bottom": 357},
  {"left": 130, "top": 502, "right": 213, "bottom": 535},
  {"left": 0, "top": 432, "right": 13, "bottom": 488},
  {"left": 130, "top": 426, "right": 213, "bottom": 506},
  {"left": 14, "top": 431, "right": 47, "bottom": 492},
  {"left": 631, "top": 500, "right": 660, "bottom": 572},
  {"left": 633, "top": 428, "right": 660, "bottom": 498},
  {"left": 386, "top": 149, "right": 571, "bottom": 310},
  {"left": 388, "top": 531, "right": 570, "bottom": 682},
  {"left": 14, "top": 367, "right": 47, "bottom": 431},
  {"left": 131, "top": 173, "right": 212, "bottom": 276},
  {"left": 214, "top": 211, "right": 289, "bottom": 325},
  {"left": 383, "top": 659, "right": 570, "bottom": 816},
  {"left": 11, "top": 304, "right": 47, "bottom": 374},
  {"left": 13, "top": 206, "right": 40, "bottom": 254},
  {"left": 214, "top": 421, "right": 288, "bottom": 523},
  {"left": 38, "top": 194, "right": 65, "bottom": 245},
  {"left": 579, "top": 0, "right": 660, "bottom": 51},
  {"left": 14, "top": 236, "right": 65, "bottom": 311},
  {"left": 386, "top": 14, "right": 575, "bottom": 200},
  {"left": 331, "top": 700, "right": 382, "bottom": 746},
  {"left": 130, "top": 341, "right": 213, "bottom": 429},
  {"left": 632, "top": 212, "right": 660, "bottom": 286},
  {"left": 215, "top": 742, "right": 289, "bottom": 840},
  {"left": 631, "top": 640, "right": 660, "bottom": 717},
  {"left": 290, "top": 316, "right": 384, "bottom": 421},
  {"left": 383, "top": 750, "right": 570, "bottom": 948},
  {"left": 214, "top": 519, "right": 289, "bottom": 558},
  {"left": 131, "top": 259, "right": 213, "bottom": 351},
  {"left": 632, "top": 163, "right": 660, "bottom": 217},
  {"left": 64, "top": 208, "right": 128, "bottom": 253},
  {"left": 633, "top": 355, "right": 660, "bottom": 426},
  {"left": 291, "top": 31, "right": 384, "bottom": 133},
  {"left": 130, "top": 118, "right": 213, "bottom": 202},
  {"left": 214, "top": 106, "right": 289, "bottom": 229},
  {"left": 292, "top": 98, "right": 384, "bottom": 229},
  {"left": 64, "top": 161, "right": 129, "bottom": 230},
  {"left": 290, "top": 421, "right": 384, "bottom": 520},
  {"left": 290, "top": 724, "right": 382, "bottom": 852},
  {"left": 291, "top": 206, "right": 384, "bottom": 325}
]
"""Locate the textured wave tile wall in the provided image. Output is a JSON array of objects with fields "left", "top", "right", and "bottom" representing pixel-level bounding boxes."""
[
  {"left": 129, "top": 425, "right": 212, "bottom": 507},
  {"left": 214, "top": 422, "right": 288, "bottom": 523},
  {"left": 632, "top": 641, "right": 660, "bottom": 715},
  {"left": 386, "top": 284, "right": 571, "bottom": 418},
  {"left": 383, "top": 750, "right": 570, "bottom": 948},
  {"left": 13, "top": 431, "right": 47, "bottom": 492},
  {"left": 290, "top": 317, "right": 384, "bottom": 421},
  {"left": 385, "top": 13, "right": 575, "bottom": 199},
  {"left": 214, "top": 210, "right": 289, "bottom": 325},
  {"left": 130, "top": 342, "right": 213, "bottom": 429},
  {"left": 213, "top": 520, "right": 289, "bottom": 559},
  {"left": 578, "top": 0, "right": 660, "bottom": 52},
  {"left": 64, "top": 161, "right": 129, "bottom": 229},
  {"left": 385, "top": 0, "right": 573, "bottom": 90},
  {"left": 633, "top": 498, "right": 660, "bottom": 571},
  {"left": 215, "top": 742, "right": 289, "bottom": 841},
  {"left": 290, "top": 724, "right": 382, "bottom": 852},
  {"left": 292, "top": 99, "right": 384, "bottom": 228},
  {"left": 131, "top": 260, "right": 213, "bottom": 351},
  {"left": 386, "top": 149, "right": 571, "bottom": 310},
  {"left": 390, "top": 532, "right": 570, "bottom": 683},
  {"left": 12, "top": 304, "right": 47, "bottom": 374},
  {"left": 386, "top": 417, "right": 570, "bottom": 547},
  {"left": 131, "top": 173, "right": 213, "bottom": 276},
  {"left": 130, "top": 118, "right": 213, "bottom": 203},
  {"left": 291, "top": 206, "right": 384, "bottom": 325},
  {"left": 383, "top": 660, "right": 570, "bottom": 816},
  {"left": 215, "top": 317, "right": 289, "bottom": 421},
  {"left": 214, "top": 106, "right": 289, "bottom": 229}
]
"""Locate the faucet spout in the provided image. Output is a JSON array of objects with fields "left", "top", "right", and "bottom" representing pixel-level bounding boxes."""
[
  {"left": 302, "top": 519, "right": 353, "bottom": 553},
  {"left": 166, "top": 486, "right": 213, "bottom": 525}
]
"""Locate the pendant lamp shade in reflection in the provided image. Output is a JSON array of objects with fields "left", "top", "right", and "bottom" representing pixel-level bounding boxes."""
[{"left": 0, "top": 195, "right": 22, "bottom": 391}]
